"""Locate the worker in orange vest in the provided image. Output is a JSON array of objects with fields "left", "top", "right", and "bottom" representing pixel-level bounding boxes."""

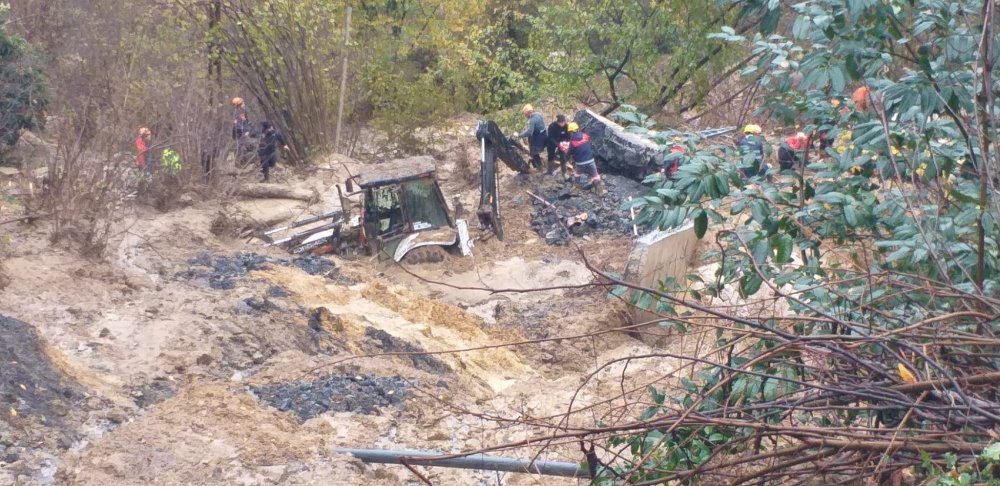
[{"left": 135, "top": 127, "right": 152, "bottom": 172}]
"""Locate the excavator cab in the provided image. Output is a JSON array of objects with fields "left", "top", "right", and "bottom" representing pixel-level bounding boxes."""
[{"left": 354, "top": 157, "right": 471, "bottom": 262}]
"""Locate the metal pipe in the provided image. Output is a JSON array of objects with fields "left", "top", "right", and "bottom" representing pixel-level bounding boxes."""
[{"left": 332, "top": 448, "right": 587, "bottom": 478}]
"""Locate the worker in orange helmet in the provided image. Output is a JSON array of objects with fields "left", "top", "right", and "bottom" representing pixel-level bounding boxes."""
[
  {"left": 135, "top": 127, "right": 152, "bottom": 171},
  {"left": 852, "top": 86, "right": 870, "bottom": 111}
]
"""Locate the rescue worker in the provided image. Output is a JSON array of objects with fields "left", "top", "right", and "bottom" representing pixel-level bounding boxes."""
[
  {"left": 135, "top": 127, "right": 152, "bottom": 172},
  {"left": 852, "top": 86, "right": 870, "bottom": 112},
  {"left": 516, "top": 104, "right": 547, "bottom": 171},
  {"left": 232, "top": 97, "right": 252, "bottom": 140},
  {"left": 257, "top": 120, "right": 289, "bottom": 182},
  {"left": 736, "top": 124, "right": 767, "bottom": 178},
  {"left": 560, "top": 122, "right": 605, "bottom": 195},
  {"left": 778, "top": 132, "right": 809, "bottom": 171},
  {"left": 231, "top": 97, "right": 255, "bottom": 166},
  {"left": 546, "top": 114, "right": 570, "bottom": 177},
  {"left": 665, "top": 136, "right": 686, "bottom": 176}
]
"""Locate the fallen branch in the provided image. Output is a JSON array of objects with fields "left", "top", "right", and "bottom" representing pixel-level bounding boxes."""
[
  {"left": 235, "top": 183, "right": 318, "bottom": 203},
  {"left": 0, "top": 213, "right": 50, "bottom": 226}
]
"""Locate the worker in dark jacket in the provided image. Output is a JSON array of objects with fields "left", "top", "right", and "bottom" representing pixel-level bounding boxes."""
[
  {"left": 257, "top": 120, "right": 289, "bottom": 182},
  {"left": 546, "top": 114, "right": 570, "bottom": 177},
  {"left": 517, "top": 104, "right": 547, "bottom": 171},
  {"left": 736, "top": 124, "right": 768, "bottom": 178},
  {"left": 560, "top": 122, "right": 605, "bottom": 195}
]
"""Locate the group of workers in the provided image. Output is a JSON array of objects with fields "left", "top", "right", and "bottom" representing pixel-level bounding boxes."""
[
  {"left": 230, "top": 97, "right": 290, "bottom": 182},
  {"left": 734, "top": 125, "right": 822, "bottom": 179},
  {"left": 134, "top": 96, "right": 289, "bottom": 182},
  {"left": 514, "top": 102, "right": 828, "bottom": 192},
  {"left": 734, "top": 86, "right": 874, "bottom": 178},
  {"left": 514, "top": 104, "right": 605, "bottom": 194},
  {"left": 136, "top": 86, "right": 873, "bottom": 189}
]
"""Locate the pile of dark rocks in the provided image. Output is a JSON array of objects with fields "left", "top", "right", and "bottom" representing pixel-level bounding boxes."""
[
  {"left": 363, "top": 328, "right": 451, "bottom": 374},
  {"left": 527, "top": 174, "right": 646, "bottom": 245},
  {"left": 179, "top": 252, "right": 348, "bottom": 289},
  {"left": 251, "top": 374, "right": 411, "bottom": 420}
]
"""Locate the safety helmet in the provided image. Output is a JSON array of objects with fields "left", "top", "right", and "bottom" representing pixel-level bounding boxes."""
[
  {"left": 743, "top": 124, "right": 762, "bottom": 134},
  {"left": 138, "top": 127, "right": 151, "bottom": 137},
  {"left": 852, "top": 86, "right": 870, "bottom": 110},
  {"left": 231, "top": 97, "right": 244, "bottom": 106},
  {"left": 796, "top": 131, "right": 808, "bottom": 140},
  {"left": 567, "top": 122, "right": 579, "bottom": 133},
  {"left": 521, "top": 104, "right": 534, "bottom": 115}
]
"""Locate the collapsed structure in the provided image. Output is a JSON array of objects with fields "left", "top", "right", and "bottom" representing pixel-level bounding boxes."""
[{"left": 574, "top": 109, "right": 666, "bottom": 180}]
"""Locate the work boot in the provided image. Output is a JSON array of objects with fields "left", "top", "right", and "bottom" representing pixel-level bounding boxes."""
[{"left": 592, "top": 180, "right": 607, "bottom": 196}]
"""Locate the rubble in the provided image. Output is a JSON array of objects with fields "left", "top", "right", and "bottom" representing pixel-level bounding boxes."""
[
  {"left": 527, "top": 174, "right": 646, "bottom": 245},
  {"left": 179, "top": 252, "right": 348, "bottom": 290},
  {"left": 0, "top": 315, "right": 95, "bottom": 474},
  {"left": 363, "top": 328, "right": 451, "bottom": 374},
  {"left": 0, "top": 315, "right": 88, "bottom": 428},
  {"left": 251, "top": 374, "right": 411, "bottom": 420}
]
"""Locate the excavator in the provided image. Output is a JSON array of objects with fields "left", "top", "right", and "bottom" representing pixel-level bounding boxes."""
[
  {"left": 259, "top": 122, "right": 529, "bottom": 263},
  {"left": 259, "top": 117, "right": 729, "bottom": 261}
]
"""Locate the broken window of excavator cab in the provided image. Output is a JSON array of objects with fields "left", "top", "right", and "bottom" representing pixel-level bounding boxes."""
[
  {"left": 402, "top": 179, "right": 449, "bottom": 230},
  {"left": 367, "top": 185, "right": 403, "bottom": 235}
]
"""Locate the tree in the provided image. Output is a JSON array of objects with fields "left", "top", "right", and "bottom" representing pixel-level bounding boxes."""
[
  {"left": 579, "top": 0, "right": 1000, "bottom": 482},
  {"left": 0, "top": 4, "right": 48, "bottom": 163}
]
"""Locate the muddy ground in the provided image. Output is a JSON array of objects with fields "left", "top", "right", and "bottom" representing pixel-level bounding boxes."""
[{"left": 0, "top": 120, "right": 707, "bottom": 485}]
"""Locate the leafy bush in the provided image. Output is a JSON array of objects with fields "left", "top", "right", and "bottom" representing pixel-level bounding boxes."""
[{"left": 594, "top": 0, "right": 1000, "bottom": 482}]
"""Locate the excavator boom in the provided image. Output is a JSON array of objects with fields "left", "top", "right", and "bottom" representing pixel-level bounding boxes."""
[{"left": 475, "top": 120, "right": 533, "bottom": 240}]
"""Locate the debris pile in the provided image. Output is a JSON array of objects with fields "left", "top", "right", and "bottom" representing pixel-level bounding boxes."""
[
  {"left": 527, "top": 174, "right": 646, "bottom": 245},
  {"left": 363, "top": 328, "right": 451, "bottom": 374},
  {"left": 179, "top": 252, "right": 347, "bottom": 289},
  {"left": 251, "top": 374, "right": 411, "bottom": 420}
]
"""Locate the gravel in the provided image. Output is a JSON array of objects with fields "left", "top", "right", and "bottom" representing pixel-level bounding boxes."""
[
  {"left": 252, "top": 374, "right": 411, "bottom": 420},
  {"left": 179, "top": 252, "right": 352, "bottom": 289}
]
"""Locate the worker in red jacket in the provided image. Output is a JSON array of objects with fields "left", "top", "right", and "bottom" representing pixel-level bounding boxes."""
[
  {"left": 778, "top": 132, "right": 809, "bottom": 171},
  {"left": 135, "top": 127, "right": 152, "bottom": 171}
]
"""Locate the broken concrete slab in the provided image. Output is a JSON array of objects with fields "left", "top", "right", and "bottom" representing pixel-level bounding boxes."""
[
  {"left": 622, "top": 222, "right": 699, "bottom": 345},
  {"left": 575, "top": 109, "right": 665, "bottom": 180}
]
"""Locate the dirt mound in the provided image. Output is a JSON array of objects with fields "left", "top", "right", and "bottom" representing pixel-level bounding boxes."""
[
  {"left": 527, "top": 174, "right": 646, "bottom": 245},
  {"left": 251, "top": 374, "right": 410, "bottom": 421}
]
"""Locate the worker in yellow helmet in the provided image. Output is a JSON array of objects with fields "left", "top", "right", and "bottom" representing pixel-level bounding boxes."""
[
  {"left": 515, "top": 104, "right": 547, "bottom": 171},
  {"left": 736, "top": 124, "right": 769, "bottom": 178},
  {"left": 560, "top": 122, "right": 605, "bottom": 195}
]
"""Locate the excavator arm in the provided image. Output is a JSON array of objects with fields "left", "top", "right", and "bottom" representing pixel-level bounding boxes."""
[{"left": 475, "top": 120, "right": 531, "bottom": 240}]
